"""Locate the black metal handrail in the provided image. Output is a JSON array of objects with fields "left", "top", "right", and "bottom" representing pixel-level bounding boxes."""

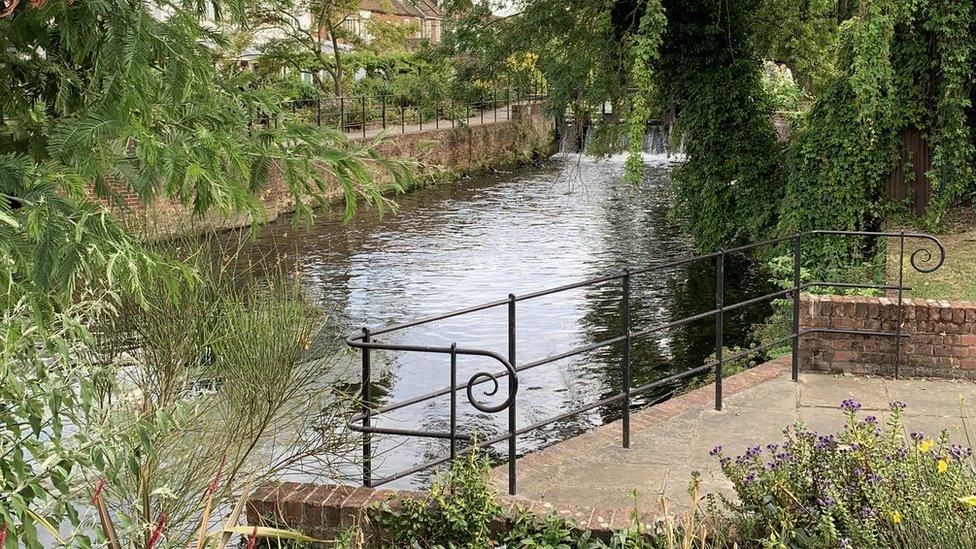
[
  {"left": 250, "top": 80, "right": 548, "bottom": 138},
  {"left": 346, "top": 230, "right": 946, "bottom": 495}
]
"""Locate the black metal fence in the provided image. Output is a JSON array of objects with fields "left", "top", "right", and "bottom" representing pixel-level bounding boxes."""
[
  {"left": 251, "top": 81, "right": 548, "bottom": 138},
  {"left": 346, "top": 230, "right": 945, "bottom": 495}
]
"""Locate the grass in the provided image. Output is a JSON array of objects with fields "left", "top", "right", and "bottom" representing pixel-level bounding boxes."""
[{"left": 889, "top": 208, "right": 976, "bottom": 301}]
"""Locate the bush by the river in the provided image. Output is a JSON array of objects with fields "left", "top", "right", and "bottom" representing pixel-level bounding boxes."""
[{"left": 352, "top": 399, "right": 976, "bottom": 548}]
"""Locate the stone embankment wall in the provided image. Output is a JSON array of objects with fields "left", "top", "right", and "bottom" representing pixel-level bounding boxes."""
[
  {"left": 799, "top": 294, "right": 976, "bottom": 379},
  {"left": 113, "top": 105, "right": 554, "bottom": 236}
]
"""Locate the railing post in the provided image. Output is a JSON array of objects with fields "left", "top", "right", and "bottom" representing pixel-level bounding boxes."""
[
  {"left": 340, "top": 97, "right": 345, "bottom": 132},
  {"left": 361, "top": 96, "right": 367, "bottom": 139},
  {"left": 507, "top": 88, "right": 511, "bottom": 121},
  {"left": 361, "top": 328, "right": 372, "bottom": 486},
  {"left": 507, "top": 293, "right": 517, "bottom": 496},
  {"left": 316, "top": 98, "right": 321, "bottom": 127},
  {"left": 714, "top": 252, "right": 724, "bottom": 411},
  {"left": 450, "top": 342, "right": 458, "bottom": 461},
  {"left": 621, "top": 270, "right": 631, "bottom": 447},
  {"left": 419, "top": 103, "right": 424, "bottom": 131},
  {"left": 791, "top": 233, "right": 802, "bottom": 382},
  {"left": 895, "top": 232, "right": 905, "bottom": 379}
]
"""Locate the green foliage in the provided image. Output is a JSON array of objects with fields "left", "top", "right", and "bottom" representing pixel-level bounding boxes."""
[
  {"left": 713, "top": 400, "right": 976, "bottom": 548},
  {"left": 1, "top": 239, "right": 360, "bottom": 547},
  {"left": 779, "top": 0, "right": 976, "bottom": 255},
  {"left": 653, "top": 0, "right": 786, "bottom": 251},
  {"left": 368, "top": 447, "right": 726, "bottom": 548},
  {"left": 0, "top": 0, "right": 411, "bottom": 323}
]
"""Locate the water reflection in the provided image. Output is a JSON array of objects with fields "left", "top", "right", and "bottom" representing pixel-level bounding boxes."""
[{"left": 246, "top": 154, "right": 773, "bottom": 488}]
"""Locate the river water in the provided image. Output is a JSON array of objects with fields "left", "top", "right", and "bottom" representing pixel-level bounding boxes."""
[{"left": 249, "top": 153, "right": 773, "bottom": 488}]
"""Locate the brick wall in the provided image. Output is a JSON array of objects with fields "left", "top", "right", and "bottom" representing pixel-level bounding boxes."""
[
  {"left": 799, "top": 294, "right": 976, "bottom": 379},
  {"left": 244, "top": 481, "right": 616, "bottom": 546},
  {"left": 103, "top": 109, "right": 554, "bottom": 238}
]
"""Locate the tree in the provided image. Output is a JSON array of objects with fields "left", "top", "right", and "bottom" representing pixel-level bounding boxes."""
[
  {"left": 250, "top": 0, "right": 362, "bottom": 95},
  {"left": 0, "top": 0, "right": 409, "bottom": 542}
]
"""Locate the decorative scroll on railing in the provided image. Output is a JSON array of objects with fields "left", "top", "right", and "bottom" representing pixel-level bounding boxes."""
[{"left": 346, "top": 230, "right": 945, "bottom": 496}]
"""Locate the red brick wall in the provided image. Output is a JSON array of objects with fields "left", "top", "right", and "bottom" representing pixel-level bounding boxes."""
[
  {"left": 799, "top": 294, "right": 976, "bottom": 379},
  {"left": 244, "top": 480, "right": 615, "bottom": 546},
  {"left": 94, "top": 110, "right": 554, "bottom": 238}
]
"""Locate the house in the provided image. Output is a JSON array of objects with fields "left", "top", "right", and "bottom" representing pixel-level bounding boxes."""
[{"left": 342, "top": 0, "right": 444, "bottom": 46}]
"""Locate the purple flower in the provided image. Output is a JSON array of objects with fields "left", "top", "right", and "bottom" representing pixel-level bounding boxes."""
[
  {"left": 709, "top": 445, "right": 723, "bottom": 456},
  {"left": 910, "top": 431, "right": 925, "bottom": 442},
  {"left": 863, "top": 415, "right": 878, "bottom": 424},
  {"left": 744, "top": 445, "right": 762, "bottom": 458},
  {"left": 889, "top": 401, "right": 907, "bottom": 411},
  {"left": 853, "top": 467, "right": 865, "bottom": 478},
  {"left": 720, "top": 457, "right": 731, "bottom": 467},
  {"left": 743, "top": 472, "right": 756, "bottom": 485},
  {"left": 766, "top": 443, "right": 779, "bottom": 452},
  {"left": 840, "top": 399, "right": 862, "bottom": 413},
  {"left": 818, "top": 496, "right": 835, "bottom": 508}
]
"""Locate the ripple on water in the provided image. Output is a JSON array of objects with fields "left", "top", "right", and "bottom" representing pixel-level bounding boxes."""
[{"left": 246, "top": 153, "right": 772, "bottom": 488}]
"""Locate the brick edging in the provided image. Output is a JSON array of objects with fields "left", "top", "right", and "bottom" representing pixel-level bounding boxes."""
[{"left": 245, "top": 358, "right": 790, "bottom": 540}]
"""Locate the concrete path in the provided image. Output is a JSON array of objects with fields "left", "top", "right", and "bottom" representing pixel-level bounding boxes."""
[
  {"left": 342, "top": 103, "right": 532, "bottom": 140},
  {"left": 495, "top": 358, "right": 976, "bottom": 518}
]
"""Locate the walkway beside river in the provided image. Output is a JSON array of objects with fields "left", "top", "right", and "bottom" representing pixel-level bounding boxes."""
[
  {"left": 495, "top": 357, "right": 976, "bottom": 521},
  {"left": 341, "top": 102, "right": 534, "bottom": 140}
]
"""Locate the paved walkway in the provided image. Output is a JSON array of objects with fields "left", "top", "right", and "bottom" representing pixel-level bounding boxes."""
[
  {"left": 495, "top": 358, "right": 976, "bottom": 518},
  {"left": 342, "top": 103, "right": 534, "bottom": 140}
]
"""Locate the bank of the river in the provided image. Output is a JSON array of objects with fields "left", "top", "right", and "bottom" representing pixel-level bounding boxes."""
[
  {"left": 118, "top": 104, "right": 555, "bottom": 238},
  {"left": 246, "top": 153, "right": 775, "bottom": 488}
]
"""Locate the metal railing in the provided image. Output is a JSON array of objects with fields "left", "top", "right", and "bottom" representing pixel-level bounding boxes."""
[
  {"left": 346, "top": 230, "right": 946, "bottom": 495},
  {"left": 250, "top": 81, "right": 548, "bottom": 138}
]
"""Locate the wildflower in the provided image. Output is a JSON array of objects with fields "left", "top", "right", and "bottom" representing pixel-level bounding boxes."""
[
  {"left": 818, "top": 496, "right": 834, "bottom": 508},
  {"left": 720, "top": 457, "right": 731, "bottom": 467},
  {"left": 862, "top": 415, "right": 878, "bottom": 424},
  {"left": 743, "top": 471, "right": 756, "bottom": 486},
  {"left": 910, "top": 431, "right": 925, "bottom": 442},
  {"left": 891, "top": 510, "right": 902, "bottom": 524},
  {"left": 744, "top": 445, "right": 762, "bottom": 458},
  {"left": 889, "top": 401, "right": 907, "bottom": 411},
  {"left": 938, "top": 459, "right": 949, "bottom": 474},
  {"left": 958, "top": 495, "right": 976, "bottom": 506},
  {"left": 840, "top": 399, "right": 861, "bottom": 413},
  {"left": 919, "top": 438, "right": 935, "bottom": 453},
  {"left": 709, "top": 445, "right": 723, "bottom": 456}
]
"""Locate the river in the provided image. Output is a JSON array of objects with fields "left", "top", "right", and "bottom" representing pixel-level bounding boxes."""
[{"left": 247, "top": 153, "right": 774, "bottom": 488}]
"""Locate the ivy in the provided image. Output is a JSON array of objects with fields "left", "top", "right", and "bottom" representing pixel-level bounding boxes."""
[
  {"left": 779, "top": 0, "right": 975, "bottom": 265},
  {"left": 651, "top": 0, "right": 785, "bottom": 251}
]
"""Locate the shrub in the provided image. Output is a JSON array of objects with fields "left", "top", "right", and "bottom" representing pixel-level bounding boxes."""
[
  {"left": 713, "top": 400, "right": 976, "bottom": 548},
  {"left": 365, "top": 446, "right": 726, "bottom": 548}
]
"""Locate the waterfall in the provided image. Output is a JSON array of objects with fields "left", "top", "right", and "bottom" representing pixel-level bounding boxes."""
[{"left": 558, "top": 119, "right": 684, "bottom": 160}]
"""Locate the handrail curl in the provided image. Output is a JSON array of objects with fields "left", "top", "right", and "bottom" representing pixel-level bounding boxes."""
[{"left": 907, "top": 234, "right": 946, "bottom": 273}]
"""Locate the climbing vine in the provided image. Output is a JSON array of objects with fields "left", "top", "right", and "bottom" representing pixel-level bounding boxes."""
[
  {"left": 625, "top": 0, "right": 666, "bottom": 182},
  {"left": 651, "top": 0, "right": 785, "bottom": 251},
  {"left": 779, "top": 0, "right": 975, "bottom": 264}
]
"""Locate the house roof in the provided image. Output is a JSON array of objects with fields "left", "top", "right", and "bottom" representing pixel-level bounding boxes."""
[{"left": 359, "top": 0, "right": 442, "bottom": 19}]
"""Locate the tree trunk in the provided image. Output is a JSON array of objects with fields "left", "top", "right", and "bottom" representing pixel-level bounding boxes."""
[{"left": 330, "top": 31, "right": 343, "bottom": 95}]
